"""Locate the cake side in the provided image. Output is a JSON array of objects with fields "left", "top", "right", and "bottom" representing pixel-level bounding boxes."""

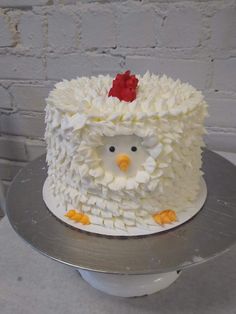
[{"left": 45, "top": 72, "right": 208, "bottom": 230}]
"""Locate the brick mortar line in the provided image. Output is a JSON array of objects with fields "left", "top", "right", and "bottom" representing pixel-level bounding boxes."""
[
  {"left": 0, "top": 48, "right": 236, "bottom": 59},
  {"left": 0, "top": 48, "right": 236, "bottom": 61},
  {"left": 0, "top": 133, "right": 45, "bottom": 141},
  {"left": 2, "top": 132, "right": 44, "bottom": 141},
  {"left": 1, "top": 179, "right": 12, "bottom": 184},
  {"left": 206, "top": 127, "right": 236, "bottom": 134},
  {"left": 0, "top": 158, "right": 27, "bottom": 166},
  {"left": 0, "top": 110, "right": 45, "bottom": 117}
]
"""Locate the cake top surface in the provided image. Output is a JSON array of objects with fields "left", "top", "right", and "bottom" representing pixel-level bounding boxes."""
[{"left": 46, "top": 71, "right": 206, "bottom": 118}]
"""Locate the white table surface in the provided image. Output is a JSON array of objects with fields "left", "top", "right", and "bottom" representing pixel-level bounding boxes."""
[{"left": 0, "top": 151, "right": 236, "bottom": 314}]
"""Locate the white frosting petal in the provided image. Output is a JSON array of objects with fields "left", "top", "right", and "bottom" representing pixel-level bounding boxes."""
[
  {"left": 135, "top": 171, "right": 150, "bottom": 184},
  {"left": 108, "top": 177, "right": 127, "bottom": 191},
  {"left": 97, "top": 172, "right": 114, "bottom": 185},
  {"left": 114, "top": 219, "right": 126, "bottom": 230},
  {"left": 78, "top": 164, "right": 89, "bottom": 178},
  {"left": 69, "top": 113, "right": 87, "bottom": 130},
  {"left": 126, "top": 178, "right": 139, "bottom": 190},
  {"left": 142, "top": 136, "right": 159, "bottom": 148},
  {"left": 123, "top": 211, "right": 136, "bottom": 220},
  {"left": 90, "top": 215, "right": 104, "bottom": 225},
  {"left": 143, "top": 157, "right": 156, "bottom": 174},
  {"left": 104, "top": 219, "right": 114, "bottom": 228},
  {"left": 89, "top": 167, "right": 104, "bottom": 178},
  {"left": 148, "top": 143, "right": 163, "bottom": 159},
  {"left": 147, "top": 180, "right": 159, "bottom": 191}
]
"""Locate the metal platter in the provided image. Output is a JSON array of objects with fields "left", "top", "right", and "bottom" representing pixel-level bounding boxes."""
[{"left": 6, "top": 150, "right": 236, "bottom": 275}]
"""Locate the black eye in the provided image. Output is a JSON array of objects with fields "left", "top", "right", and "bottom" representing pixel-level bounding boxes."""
[
  {"left": 131, "top": 146, "right": 137, "bottom": 152},
  {"left": 109, "top": 146, "right": 115, "bottom": 152}
]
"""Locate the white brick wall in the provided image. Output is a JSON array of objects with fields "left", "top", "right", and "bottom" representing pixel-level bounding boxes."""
[
  {"left": 81, "top": 6, "right": 116, "bottom": 48},
  {"left": 125, "top": 56, "right": 209, "bottom": 89},
  {"left": 1, "top": 112, "right": 45, "bottom": 138},
  {"left": 48, "top": 8, "right": 77, "bottom": 51},
  {"left": 0, "top": 159, "right": 26, "bottom": 181},
  {"left": 19, "top": 12, "right": 44, "bottom": 49},
  {"left": 212, "top": 59, "right": 236, "bottom": 92},
  {"left": 117, "top": 6, "right": 157, "bottom": 48},
  {"left": 0, "top": 0, "right": 236, "bottom": 200},
  {"left": 0, "top": 55, "right": 44, "bottom": 79},
  {"left": 47, "top": 53, "right": 91, "bottom": 79},
  {"left": 10, "top": 84, "right": 51, "bottom": 112},
  {"left": 0, "top": 10, "right": 15, "bottom": 47},
  {"left": 0, "top": 0, "right": 49, "bottom": 7},
  {"left": 159, "top": 8, "right": 201, "bottom": 48},
  {"left": 89, "top": 54, "right": 123, "bottom": 76},
  {"left": 0, "top": 136, "right": 27, "bottom": 161},
  {"left": 24, "top": 139, "right": 46, "bottom": 160},
  {"left": 205, "top": 95, "right": 236, "bottom": 128},
  {"left": 210, "top": 8, "right": 236, "bottom": 49},
  {"left": 0, "top": 86, "right": 11, "bottom": 109}
]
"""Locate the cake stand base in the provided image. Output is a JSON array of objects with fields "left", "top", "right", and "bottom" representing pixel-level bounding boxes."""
[
  {"left": 78, "top": 270, "right": 181, "bottom": 297},
  {"left": 6, "top": 151, "right": 236, "bottom": 298}
]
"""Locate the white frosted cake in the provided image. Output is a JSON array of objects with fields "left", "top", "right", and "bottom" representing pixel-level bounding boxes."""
[{"left": 44, "top": 71, "right": 208, "bottom": 230}]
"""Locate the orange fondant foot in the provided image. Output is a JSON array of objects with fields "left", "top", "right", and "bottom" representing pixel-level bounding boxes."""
[
  {"left": 153, "top": 209, "right": 177, "bottom": 226},
  {"left": 65, "top": 210, "right": 90, "bottom": 225},
  {"left": 65, "top": 209, "right": 76, "bottom": 218}
]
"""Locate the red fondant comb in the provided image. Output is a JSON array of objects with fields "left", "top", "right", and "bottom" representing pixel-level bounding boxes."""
[{"left": 108, "top": 70, "right": 138, "bottom": 102}]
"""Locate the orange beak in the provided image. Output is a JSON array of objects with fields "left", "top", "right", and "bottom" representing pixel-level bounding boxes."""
[{"left": 116, "top": 154, "right": 131, "bottom": 172}]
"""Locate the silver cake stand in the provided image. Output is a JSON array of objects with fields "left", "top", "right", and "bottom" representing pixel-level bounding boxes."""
[{"left": 6, "top": 150, "right": 236, "bottom": 297}]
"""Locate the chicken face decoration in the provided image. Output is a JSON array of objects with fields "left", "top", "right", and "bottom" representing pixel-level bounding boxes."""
[
  {"left": 45, "top": 71, "right": 207, "bottom": 230},
  {"left": 99, "top": 135, "right": 148, "bottom": 177}
]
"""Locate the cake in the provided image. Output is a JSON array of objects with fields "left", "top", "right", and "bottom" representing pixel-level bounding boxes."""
[{"left": 44, "top": 71, "right": 208, "bottom": 230}]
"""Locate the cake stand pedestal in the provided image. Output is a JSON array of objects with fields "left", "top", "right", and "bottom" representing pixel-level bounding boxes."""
[
  {"left": 78, "top": 270, "right": 181, "bottom": 297},
  {"left": 6, "top": 150, "right": 236, "bottom": 297}
]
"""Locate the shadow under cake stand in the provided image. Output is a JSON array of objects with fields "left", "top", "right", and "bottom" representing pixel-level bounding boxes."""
[{"left": 6, "top": 150, "right": 236, "bottom": 297}]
